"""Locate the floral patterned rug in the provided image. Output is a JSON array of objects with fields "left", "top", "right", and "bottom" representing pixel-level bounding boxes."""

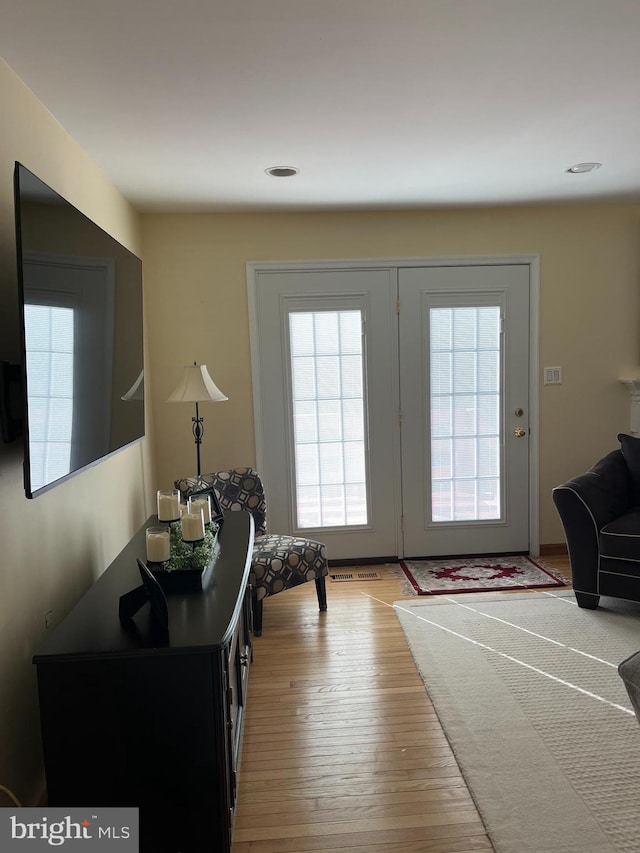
[{"left": 400, "top": 555, "right": 567, "bottom": 595}]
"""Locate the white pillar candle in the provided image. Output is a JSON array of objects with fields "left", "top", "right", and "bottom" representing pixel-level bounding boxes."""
[
  {"left": 146, "top": 527, "right": 171, "bottom": 563},
  {"left": 157, "top": 489, "right": 180, "bottom": 522},
  {"left": 181, "top": 509, "right": 205, "bottom": 542},
  {"left": 188, "top": 495, "right": 211, "bottom": 525}
]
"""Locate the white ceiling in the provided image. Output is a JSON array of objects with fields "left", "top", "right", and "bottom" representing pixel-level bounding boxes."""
[{"left": 2, "top": 0, "right": 640, "bottom": 212}]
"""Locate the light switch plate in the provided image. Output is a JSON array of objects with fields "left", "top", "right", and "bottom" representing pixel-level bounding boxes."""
[{"left": 544, "top": 366, "right": 562, "bottom": 385}]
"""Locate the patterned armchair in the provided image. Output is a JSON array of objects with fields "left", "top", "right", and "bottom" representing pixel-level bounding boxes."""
[{"left": 174, "top": 468, "right": 328, "bottom": 636}]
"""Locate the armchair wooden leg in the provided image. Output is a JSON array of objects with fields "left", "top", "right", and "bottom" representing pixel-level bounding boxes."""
[
  {"left": 252, "top": 594, "right": 263, "bottom": 637},
  {"left": 315, "top": 576, "right": 328, "bottom": 611}
]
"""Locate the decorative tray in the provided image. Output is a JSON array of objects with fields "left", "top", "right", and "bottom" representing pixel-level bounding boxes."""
[{"left": 148, "top": 522, "right": 220, "bottom": 593}]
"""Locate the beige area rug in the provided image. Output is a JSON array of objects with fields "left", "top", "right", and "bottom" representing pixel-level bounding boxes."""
[{"left": 394, "top": 589, "right": 640, "bottom": 853}]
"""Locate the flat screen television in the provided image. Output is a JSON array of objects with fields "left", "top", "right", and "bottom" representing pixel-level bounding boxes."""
[{"left": 13, "top": 162, "right": 144, "bottom": 499}]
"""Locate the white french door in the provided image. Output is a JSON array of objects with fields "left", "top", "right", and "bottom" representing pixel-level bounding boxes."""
[
  {"left": 250, "top": 268, "right": 399, "bottom": 560},
  {"left": 249, "top": 259, "right": 535, "bottom": 561},
  {"left": 399, "top": 265, "right": 530, "bottom": 557}
]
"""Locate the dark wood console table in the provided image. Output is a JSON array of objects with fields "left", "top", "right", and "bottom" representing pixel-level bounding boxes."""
[{"left": 33, "top": 510, "right": 254, "bottom": 853}]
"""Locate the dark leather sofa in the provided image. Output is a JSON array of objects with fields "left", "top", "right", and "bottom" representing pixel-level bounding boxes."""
[{"left": 552, "top": 434, "right": 640, "bottom": 609}]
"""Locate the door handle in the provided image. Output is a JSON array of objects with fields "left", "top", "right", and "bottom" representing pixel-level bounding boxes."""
[{"left": 513, "top": 427, "right": 527, "bottom": 437}]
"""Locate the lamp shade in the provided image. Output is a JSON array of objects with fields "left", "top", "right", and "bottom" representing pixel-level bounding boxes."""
[{"left": 167, "top": 364, "right": 228, "bottom": 404}]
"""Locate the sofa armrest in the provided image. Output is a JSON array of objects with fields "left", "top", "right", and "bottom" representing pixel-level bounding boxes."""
[
  {"left": 619, "top": 650, "right": 640, "bottom": 726},
  {"left": 552, "top": 449, "right": 632, "bottom": 594}
]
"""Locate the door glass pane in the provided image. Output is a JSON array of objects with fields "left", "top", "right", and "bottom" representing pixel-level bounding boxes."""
[
  {"left": 289, "top": 310, "right": 367, "bottom": 528},
  {"left": 430, "top": 306, "right": 501, "bottom": 522}
]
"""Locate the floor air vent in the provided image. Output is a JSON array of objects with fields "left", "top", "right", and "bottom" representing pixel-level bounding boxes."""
[{"left": 330, "top": 571, "right": 382, "bottom": 582}]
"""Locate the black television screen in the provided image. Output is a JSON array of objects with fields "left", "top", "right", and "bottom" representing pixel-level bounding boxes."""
[{"left": 14, "top": 163, "right": 144, "bottom": 499}]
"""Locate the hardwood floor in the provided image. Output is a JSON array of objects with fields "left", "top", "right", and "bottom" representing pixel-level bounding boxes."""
[{"left": 232, "top": 557, "right": 571, "bottom": 853}]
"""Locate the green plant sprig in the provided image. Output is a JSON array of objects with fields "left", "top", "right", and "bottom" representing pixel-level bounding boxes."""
[{"left": 166, "top": 521, "right": 219, "bottom": 571}]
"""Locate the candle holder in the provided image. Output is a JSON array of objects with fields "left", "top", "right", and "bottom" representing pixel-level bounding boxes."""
[
  {"left": 157, "top": 488, "right": 181, "bottom": 523},
  {"left": 145, "top": 525, "right": 171, "bottom": 565},
  {"left": 188, "top": 486, "right": 225, "bottom": 529},
  {"left": 188, "top": 493, "right": 212, "bottom": 525},
  {"left": 181, "top": 507, "right": 205, "bottom": 545}
]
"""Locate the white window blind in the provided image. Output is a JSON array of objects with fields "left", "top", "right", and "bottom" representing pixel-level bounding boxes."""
[{"left": 289, "top": 310, "right": 367, "bottom": 528}]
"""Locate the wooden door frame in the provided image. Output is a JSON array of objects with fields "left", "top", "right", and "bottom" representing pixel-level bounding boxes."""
[{"left": 247, "top": 255, "right": 540, "bottom": 557}]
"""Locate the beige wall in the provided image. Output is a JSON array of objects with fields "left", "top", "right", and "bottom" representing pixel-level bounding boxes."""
[
  {"left": 142, "top": 206, "right": 640, "bottom": 546},
  {"left": 0, "top": 59, "right": 154, "bottom": 804}
]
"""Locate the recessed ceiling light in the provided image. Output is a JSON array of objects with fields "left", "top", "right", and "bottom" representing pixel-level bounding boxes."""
[
  {"left": 265, "top": 166, "right": 300, "bottom": 177},
  {"left": 565, "top": 162, "right": 602, "bottom": 174}
]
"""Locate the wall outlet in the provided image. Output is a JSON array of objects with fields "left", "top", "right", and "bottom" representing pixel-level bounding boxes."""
[
  {"left": 544, "top": 366, "right": 562, "bottom": 385},
  {"left": 45, "top": 610, "right": 54, "bottom": 630}
]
